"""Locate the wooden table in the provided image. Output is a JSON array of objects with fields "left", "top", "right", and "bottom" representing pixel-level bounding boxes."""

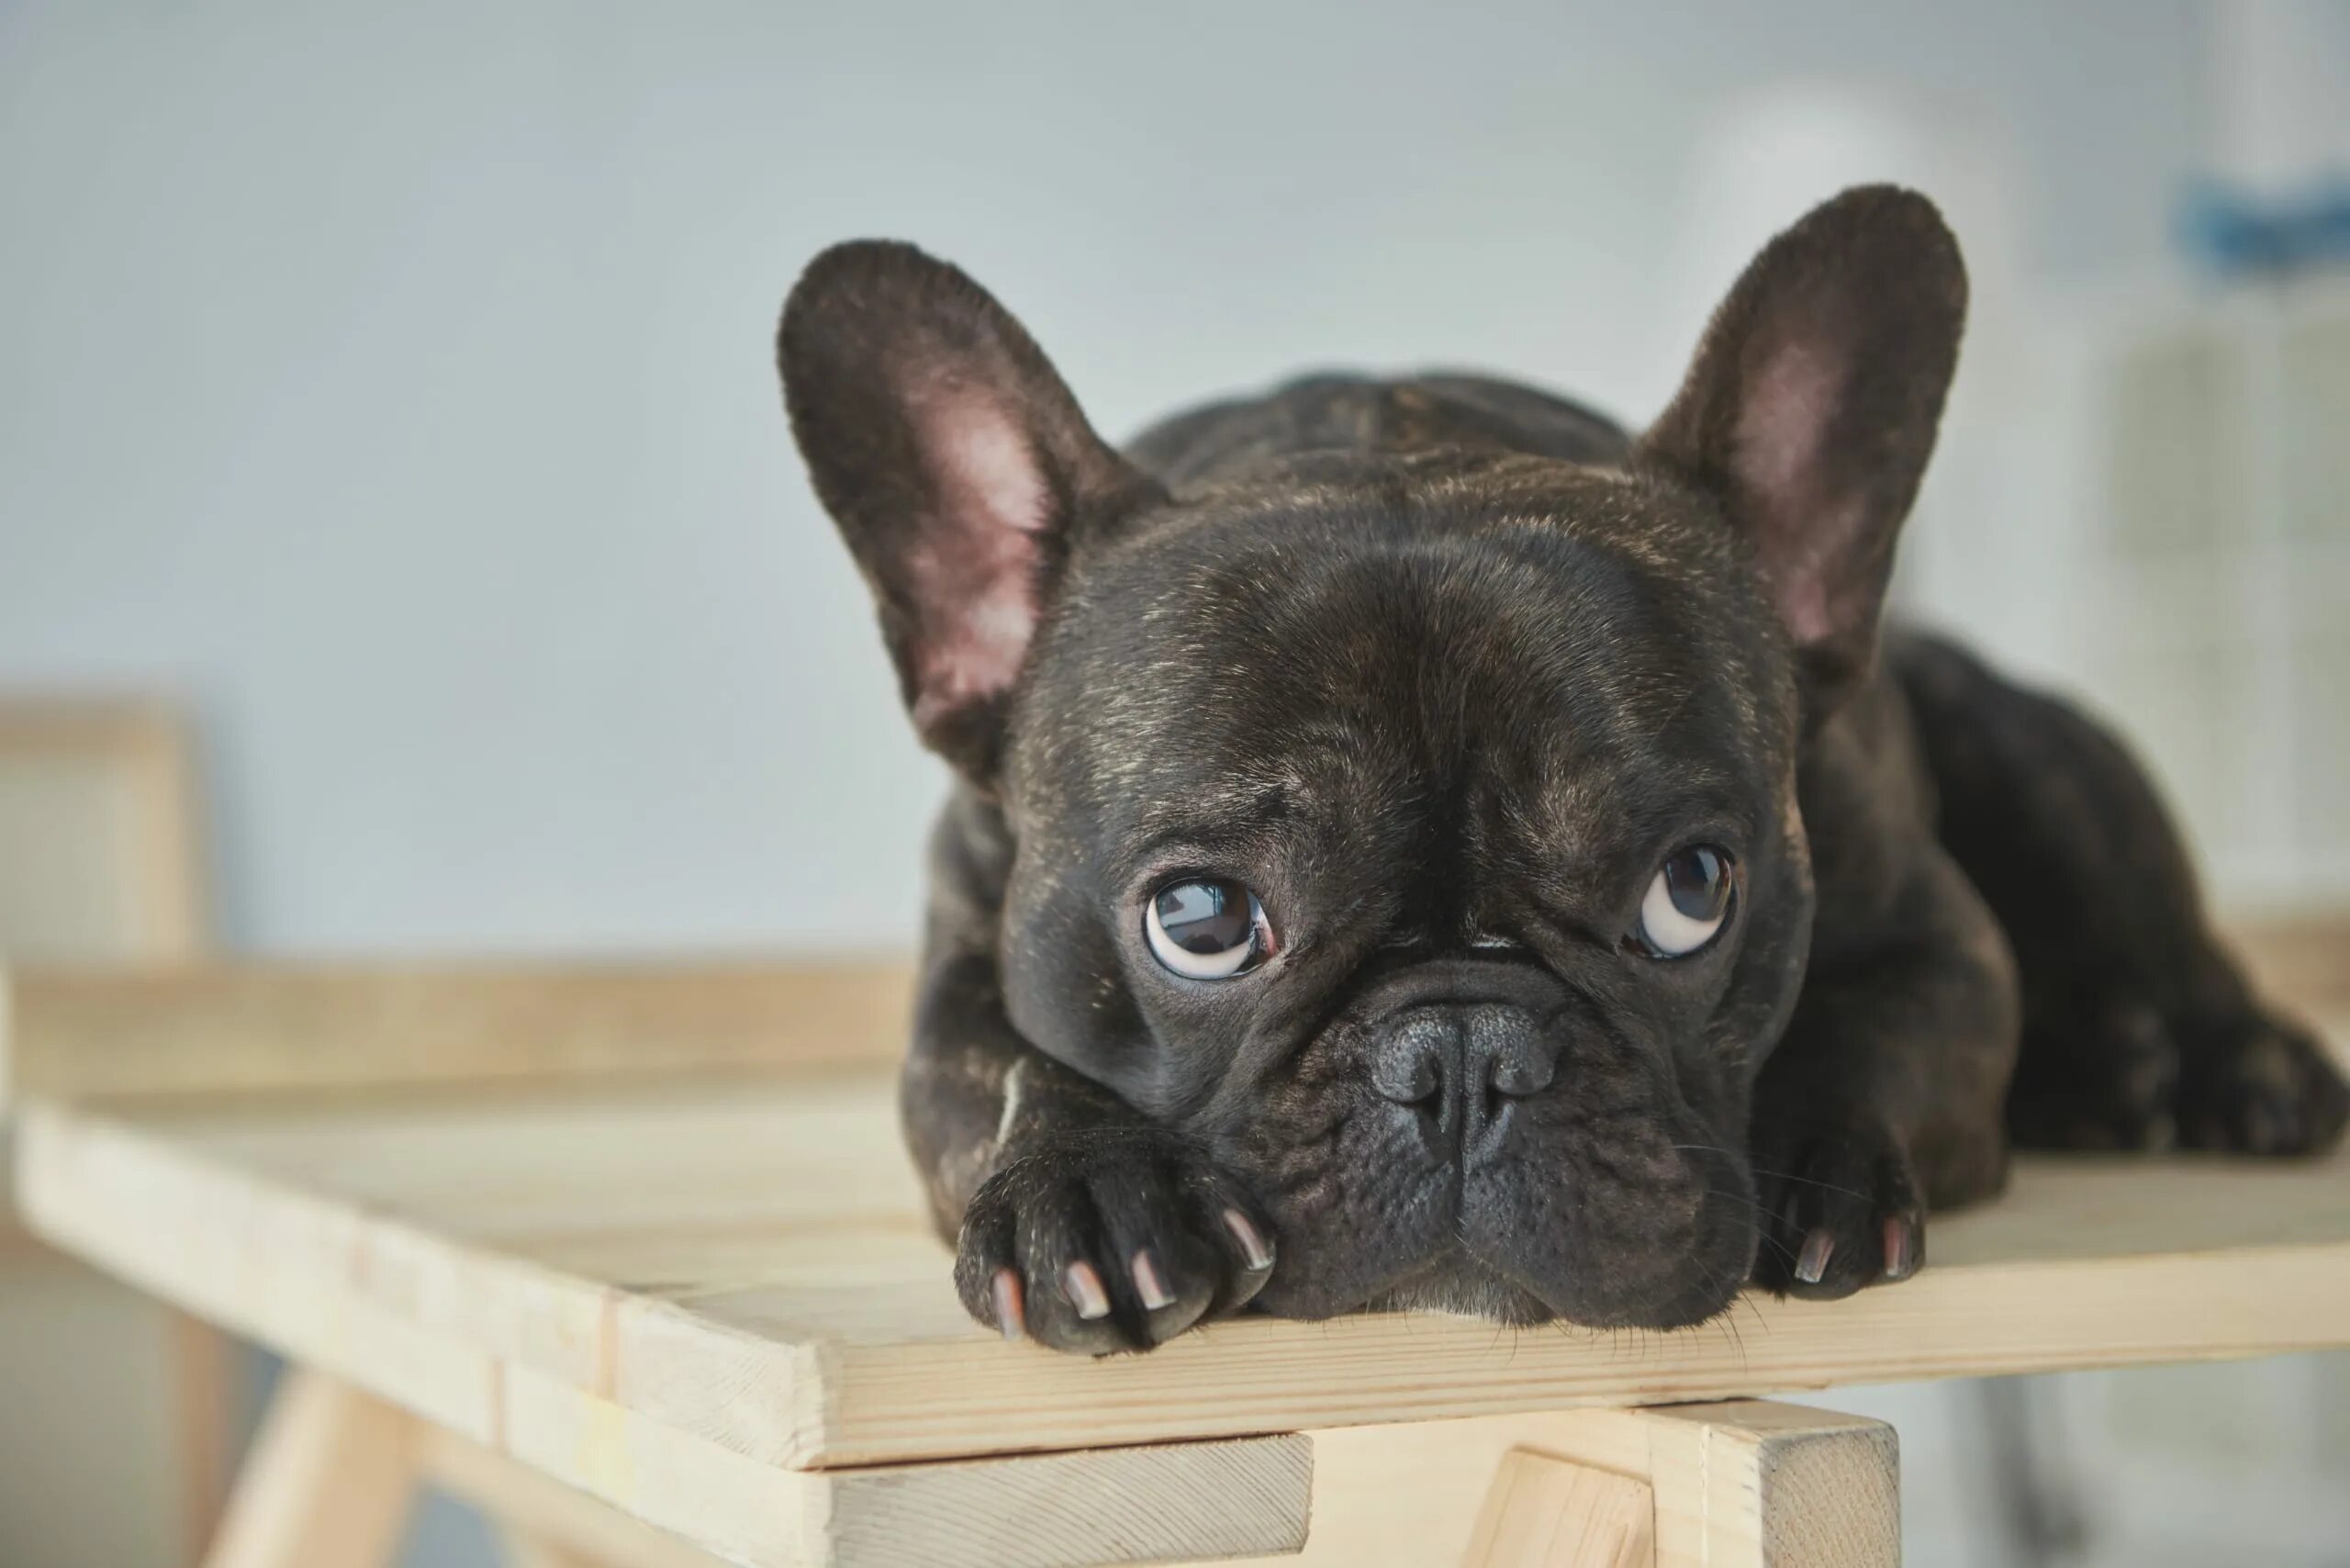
[{"left": 7, "top": 962, "right": 2350, "bottom": 1568}]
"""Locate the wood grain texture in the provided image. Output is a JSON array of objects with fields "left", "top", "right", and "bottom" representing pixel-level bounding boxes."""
[
  {"left": 0, "top": 960, "right": 915, "bottom": 1107},
  {"left": 423, "top": 1425, "right": 754, "bottom": 1568},
  {"left": 1182, "top": 1402, "right": 1892, "bottom": 1568},
  {"left": 1636, "top": 1403, "right": 1897, "bottom": 1567},
  {"left": 1460, "top": 1450, "right": 1653, "bottom": 1568},
  {"left": 439, "top": 1369, "right": 1308, "bottom": 1568},
  {"left": 18, "top": 1067, "right": 2350, "bottom": 1477},
  {"left": 1184, "top": 1417, "right": 1620, "bottom": 1568},
  {"left": 16, "top": 1100, "right": 1313, "bottom": 1565},
  {"left": 492, "top": 1359, "right": 1312, "bottom": 1568}
]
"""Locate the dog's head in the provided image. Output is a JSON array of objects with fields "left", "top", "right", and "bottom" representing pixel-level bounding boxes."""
[{"left": 779, "top": 186, "right": 1965, "bottom": 1327}]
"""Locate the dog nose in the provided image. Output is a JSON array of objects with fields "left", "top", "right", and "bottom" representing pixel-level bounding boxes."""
[
  {"left": 1371, "top": 1009, "right": 1453, "bottom": 1104},
  {"left": 1371, "top": 1002, "right": 1556, "bottom": 1158}
]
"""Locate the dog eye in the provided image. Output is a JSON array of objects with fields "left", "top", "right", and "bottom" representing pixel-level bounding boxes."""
[
  {"left": 1633, "top": 846, "right": 1735, "bottom": 958},
  {"left": 1145, "top": 877, "right": 1274, "bottom": 980}
]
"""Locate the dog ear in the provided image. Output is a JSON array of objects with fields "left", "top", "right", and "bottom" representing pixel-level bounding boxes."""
[
  {"left": 1640, "top": 185, "right": 1966, "bottom": 710},
  {"left": 778, "top": 241, "right": 1161, "bottom": 782}
]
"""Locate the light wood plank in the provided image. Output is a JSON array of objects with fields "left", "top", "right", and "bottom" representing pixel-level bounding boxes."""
[
  {"left": 14, "top": 1097, "right": 1313, "bottom": 1565},
  {"left": 170, "top": 1308, "right": 240, "bottom": 1566},
  {"left": 18, "top": 1073, "right": 2350, "bottom": 1476},
  {"left": 420, "top": 1426, "right": 755, "bottom": 1568},
  {"left": 1636, "top": 1403, "right": 1897, "bottom": 1567},
  {"left": 201, "top": 1370, "right": 415, "bottom": 1568},
  {"left": 5, "top": 929, "right": 2335, "bottom": 1114},
  {"left": 1441, "top": 1402, "right": 1897, "bottom": 1568},
  {"left": 0, "top": 700, "right": 205, "bottom": 964},
  {"left": 494, "top": 1361, "right": 1310, "bottom": 1568},
  {"left": 2231, "top": 913, "right": 2350, "bottom": 1021},
  {"left": 0, "top": 961, "right": 914, "bottom": 1108},
  {"left": 1188, "top": 1403, "right": 1894, "bottom": 1568},
  {"left": 0, "top": 697, "right": 234, "bottom": 1568},
  {"left": 500, "top": 1540, "right": 612, "bottom": 1568},
  {"left": 1460, "top": 1450, "right": 1653, "bottom": 1567}
]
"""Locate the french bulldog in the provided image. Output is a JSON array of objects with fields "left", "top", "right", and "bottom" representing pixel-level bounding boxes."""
[{"left": 777, "top": 186, "right": 2349, "bottom": 1353}]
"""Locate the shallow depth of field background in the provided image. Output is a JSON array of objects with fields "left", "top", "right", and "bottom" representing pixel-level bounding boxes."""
[
  {"left": 4, "top": 3, "right": 2348, "bottom": 1566},
  {"left": 7, "top": 0, "right": 2346, "bottom": 958}
]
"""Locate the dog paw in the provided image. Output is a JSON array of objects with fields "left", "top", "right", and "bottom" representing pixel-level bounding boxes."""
[
  {"left": 2007, "top": 1000, "right": 2182, "bottom": 1152},
  {"left": 1748, "top": 1114, "right": 1926, "bottom": 1301},
  {"left": 2175, "top": 1013, "right": 2350, "bottom": 1158},
  {"left": 954, "top": 1128, "right": 1276, "bottom": 1354}
]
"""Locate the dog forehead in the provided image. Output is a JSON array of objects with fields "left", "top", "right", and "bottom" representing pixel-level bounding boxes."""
[
  {"left": 1068, "top": 477, "right": 1747, "bottom": 712},
  {"left": 1017, "top": 477, "right": 1781, "bottom": 845}
]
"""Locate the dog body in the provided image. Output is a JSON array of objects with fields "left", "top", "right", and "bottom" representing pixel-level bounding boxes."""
[{"left": 779, "top": 190, "right": 2348, "bottom": 1351}]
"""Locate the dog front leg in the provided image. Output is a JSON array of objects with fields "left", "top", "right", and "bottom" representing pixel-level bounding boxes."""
[{"left": 1745, "top": 846, "right": 2020, "bottom": 1298}]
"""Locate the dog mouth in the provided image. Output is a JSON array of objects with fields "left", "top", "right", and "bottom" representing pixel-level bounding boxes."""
[
  {"left": 1239, "top": 1130, "right": 1760, "bottom": 1330},
  {"left": 1221, "top": 972, "right": 1760, "bottom": 1329}
]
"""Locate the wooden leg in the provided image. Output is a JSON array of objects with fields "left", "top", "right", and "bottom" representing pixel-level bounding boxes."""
[
  {"left": 499, "top": 1536, "right": 611, "bottom": 1568},
  {"left": 170, "top": 1311, "right": 239, "bottom": 1566},
  {"left": 416, "top": 1423, "right": 733, "bottom": 1568},
  {"left": 1452, "top": 1401, "right": 1898, "bottom": 1567},
  {"left": 202, "top": 1370, "right": 418, "bottom": 1568},
  {"left": 1971, "top": 1377, "right": 2089, "bottom": 1561},
  {"left": 1200, "top": 1398, "right": 1898, "bottom": 1568},
  {"left": 1634, "top": 1401, "right": 1899, "bottom": 1566},
  {"left": 1462, "top": 1449, "right": 1655, "bottom": 1567}
]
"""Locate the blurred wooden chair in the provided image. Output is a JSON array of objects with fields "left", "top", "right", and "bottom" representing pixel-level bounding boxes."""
[{"left": 0, "top": 700, "right": 235, "bottom": 1568}]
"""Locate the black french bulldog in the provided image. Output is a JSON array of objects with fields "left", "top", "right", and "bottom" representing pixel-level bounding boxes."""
[{"left": 778, "top": 186, "right": 2349, "bottom": 1353}]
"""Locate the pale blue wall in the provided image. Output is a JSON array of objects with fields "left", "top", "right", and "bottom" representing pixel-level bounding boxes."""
[{"left": 0, "top": 0, "right": 2211, "bottom": 958}]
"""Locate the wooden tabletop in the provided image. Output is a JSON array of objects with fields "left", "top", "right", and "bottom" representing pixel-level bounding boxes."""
[
  {"left": 24, "top": 1071, "right": 2350, "bottom": 1458},
  {"left": 10, "top": 960, "right": 2350, "bottom": 1566}
]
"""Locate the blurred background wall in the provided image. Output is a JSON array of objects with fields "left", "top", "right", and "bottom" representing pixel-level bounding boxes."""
[
  {"left": 6, "top": 4, "right": 2349, "bottom": 1567},
  {"left": 8, "top": 0, "right": 2341, "bottom": 961}
]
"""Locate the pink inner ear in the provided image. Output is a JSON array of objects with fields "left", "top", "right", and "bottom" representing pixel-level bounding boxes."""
[
  {"left": 1733, "top": 339, "right": 1849, "bottom": 649},
  {"left": 906, "top": 395, "right": 1050, "bottom": 732}
]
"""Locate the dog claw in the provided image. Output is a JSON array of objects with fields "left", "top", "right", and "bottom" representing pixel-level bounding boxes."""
[
  {"left": 1882, "top": 1216, "right": 1919, "bottom": 1281},
  {"left": 1131, "top": 1249, "right": 1174, "bottom": 1310},
  {"left": 1064, "top": 1261, "right": 1111, "bottom": 1319},
  {"left": 990, "top": 1269, "right": 1024, "bottom": 1339},
  {"left": 1225, "top": 1208, "right": 1274, "bottom": 1271},
  {"left": 954, "top": 1129, "right": 1276, "bottom": 1351},
  {"left": 1752, "top": 1114, "right": 1926, "bottom": 1299}
]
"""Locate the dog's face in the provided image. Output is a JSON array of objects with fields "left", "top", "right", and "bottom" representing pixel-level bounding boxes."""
[
  {"left": 781, "top": 187, "right": 1964, "bottom": 1327},
  {"left": 996, "top": 467, "right": 1811, "bottom": 1325}
]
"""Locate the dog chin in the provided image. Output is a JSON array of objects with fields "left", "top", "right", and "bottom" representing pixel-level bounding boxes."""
[
  {"left": 1355, "top": 1252, "right": 1561, "bottom": 1326},
  {"left": 1333, "top": 1242, "right": 1751, "bottom": 1332}
]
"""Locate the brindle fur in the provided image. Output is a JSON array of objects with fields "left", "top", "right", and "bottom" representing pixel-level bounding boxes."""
[{"left": 778, "top": 189, "right": 2348, "bottom": 1353}]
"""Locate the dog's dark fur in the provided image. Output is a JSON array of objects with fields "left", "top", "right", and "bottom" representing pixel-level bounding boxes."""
[{"left": 778, "top": 187, "right": 2349, "bottom": 1352}]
